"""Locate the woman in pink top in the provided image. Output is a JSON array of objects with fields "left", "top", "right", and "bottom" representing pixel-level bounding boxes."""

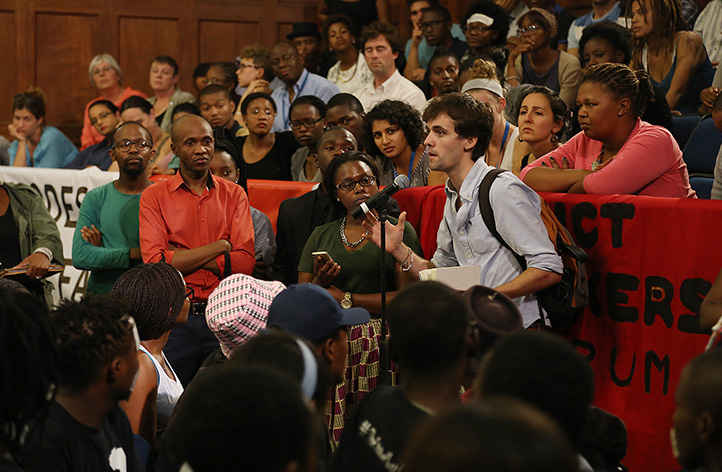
[
  {"left": 520, "top": 63, "right": 695, "bottom": 198},
  {"left": 81, "top": 54, "right": 145, "bottom": 150}
]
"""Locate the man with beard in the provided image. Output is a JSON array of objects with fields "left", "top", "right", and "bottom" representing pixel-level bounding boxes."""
[
  {"left": 270, "top": 41, "right": 339, "bottom": 132},
  {"left": 139, "top": 114, "right": 255, "bottom": 386},
  {"left": 73, "top": 122, "right": 154, "bottom": 295},
  {"left": 22, "top": 296, "right": 142, "bottom": 472}
]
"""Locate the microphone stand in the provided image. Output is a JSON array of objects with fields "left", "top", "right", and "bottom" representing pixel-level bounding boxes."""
[{"left": 378, "top": 199, "right": 391, "bottom": 386}]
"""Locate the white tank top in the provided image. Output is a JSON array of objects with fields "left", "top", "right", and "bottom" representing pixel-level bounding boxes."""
[{"left": 139, "top": 344, "right": 184, "bottom": 437}]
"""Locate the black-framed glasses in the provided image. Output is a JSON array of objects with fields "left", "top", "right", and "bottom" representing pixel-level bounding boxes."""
[
  {"left": 113, "top": 139, "right": 151, "bottom": 152},
  {"left": 185, "top": 286, "right": 194, "bottom": 300},
  {"left": 463, "top": 24, "right": 492, "bottom": 34},
  {"left": 336, "top": 175, "right": 376, "bottom": 192},
  {"left": 517, "top": 25, "right": 543, "bottom": 36},
  {"left": 290, "top": 117, "right": 324, "bottom": 130},
  {"left": 419, "top": 19, "right": 447, "bottom": 30}
]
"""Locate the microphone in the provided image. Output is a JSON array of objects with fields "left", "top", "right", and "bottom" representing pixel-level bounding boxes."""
[{"left": 351, "top": 174, "right": 410, "bottom": 219}]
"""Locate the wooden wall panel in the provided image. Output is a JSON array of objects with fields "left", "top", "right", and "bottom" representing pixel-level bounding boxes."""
[
  {"left": 35, "top": 12, "right": 99, "bottom": 127},
  {"left": 198, "top": 20, "right": 261, "bottom": 63},
  {"left": 0, "top": 11, "right": 16, "bottom": 127},
  {"left": 118, "top": 16, "right": 182, "bottom": 98}
]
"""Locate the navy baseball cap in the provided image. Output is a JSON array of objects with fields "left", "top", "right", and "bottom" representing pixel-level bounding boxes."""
[{"left": 267, "top": 284, "right": 370, "bottom": 342}]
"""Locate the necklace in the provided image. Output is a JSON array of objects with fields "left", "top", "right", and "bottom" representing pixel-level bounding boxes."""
[
  {"left": 337, "top": 58, "right": 359, "bottom": 83},
  {"left": 340, "top": 216, "right": 369, "bottom": 248}
]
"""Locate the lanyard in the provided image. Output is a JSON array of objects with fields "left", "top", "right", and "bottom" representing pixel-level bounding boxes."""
[
  {"left": 496, "top": 121, "right": 510, "bottom": 169},
  {"left": 280, "top": 71, "right": 310, "bottom": 129},
  {"left": 392, "top": 150, "right": 416, "bottom": 179}
]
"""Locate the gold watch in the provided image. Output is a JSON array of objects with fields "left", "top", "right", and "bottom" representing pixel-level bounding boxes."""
[{"left": 340, "top": 292, "right": 353, "bottom": 309}]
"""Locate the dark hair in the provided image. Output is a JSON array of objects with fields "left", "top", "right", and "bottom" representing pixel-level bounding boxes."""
[
  {"left": 119, "top": 95, "right": 153, "bottom": 115},
  {"left": 429, "top": 47, "right": 461, "bottom": 71},
  {"left": 173, "top": 366, "right": 314, "bottom": 472},
  {"left": 171, "top": 102, "right": 201, "bottom": 119},
  {"left": 110, "top": 121, "right": 153, "bottom": 147},
  {"left": 516, "top": 86, "right": 571, "bottom": 140},
  {"left": 359, "top": 21, "right": 405, "bottom": 55},
  {"left": 230, "top": 330, "right": 331, "bottom": 410},
  {"left": 12, "top": 87, "right": 46, "bottom": 120},
  {"left": 677, "top": 349, "right": 722, "bottom": 446},
  {"left": 322, "top": 14, "right": 359, "bottom": 43},
  {"left": 387, "top": 282, "right": 469, "bottom": 377},
  {"left": 582, "top": 63, "right": 655, "bottom": 119},
  {"left": 209, "top": 61, "right": 239, "bottom": 90},
  {"left": 193, "top": 62, "right": 212, "bottom": 80},
  {"left": 324, "top": 150, "right": 381, "bottom": 219},
  {"left": 51, "top": 296, "right": 136, "bottom": 390},
  {"left": 88, "top": 99, "right": 119, "bottom": 116},
  {"left": 327, "top": 92, "right": 365, "bottom": 114},
  {"left": 423, "top": 93, "right": 495, "bottom": 161},
  {"left": 626, "top": 0, "right": 686, "bottom": 60},
  {"left": 239, "top": 44, "right": 274, "bottom": 82},
  {"left": 463, "top": 0, "right": 510, "bottom": 46},
  {"left": 475, "top": 330, "right": 594, "bottom": 444},
  {"left": 241, "top": 92, "right": 277, "bottom": 115},
  {"left": 0, "top": 288, "right": 58, "bottom": 459},
  {"left": 151, "top": 55, "right": 179, "bottom": 76},
  {"left": 423, "top": 4, "right": 452, "bottom": 21},
  {"left": 364, "top": 100, "right": 426, "bottom": 156},
  {"left": 403, "top": 400, "right": 579, "bottom": 472},
  {"left": 199, "top": 84, "right": 232, "bottom": 102},
  {"left": 309, "top": 125, "right": 358, "bottom": 155},
  {"left": 290, "top": 95, "right": 327, "bottom": 118},
  {"left": 110, "top": 263, "right": 186, "bottom": 341},
  {"left": 578, "top": 20, "right": 633, "bottom": 67},
  {"left": 406, "top": 0, "right": 439, "bottom": 7}
]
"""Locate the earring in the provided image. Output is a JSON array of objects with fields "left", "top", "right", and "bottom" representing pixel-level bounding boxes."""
[
  {"left": 618, "top": 112, "right": 622, "bottom": 117},
  {"left": 550, "top": 134, "right": 558, "bottom": 143},
  {"left": 517, "top": 135, "right": 524, "bottom": 143}
]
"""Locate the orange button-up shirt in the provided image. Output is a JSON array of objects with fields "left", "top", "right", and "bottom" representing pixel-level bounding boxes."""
[{"left": 139, "top": 172, "right": 255, "bottom": 300}]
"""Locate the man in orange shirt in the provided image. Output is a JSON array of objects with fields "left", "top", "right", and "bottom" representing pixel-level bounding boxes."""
[{"left": 139, "top": 114, "right": 255, "bottom": 385}]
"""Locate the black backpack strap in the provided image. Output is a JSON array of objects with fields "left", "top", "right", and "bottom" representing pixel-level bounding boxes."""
[
  {"left": 223, "top": 252, "right": 232, "bottom": 280},
  {"left": 478, "top": 169, "right": 527, "bottom": 270}
]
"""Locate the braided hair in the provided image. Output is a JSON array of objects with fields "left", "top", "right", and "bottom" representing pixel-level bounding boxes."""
[
  {"left": 581, "top": 63, "right": 655, "bottom": 119},
  {"left": 111, "top": 262, "right": 186, "bottom": 341},
  {"left": 0, "top": 287, "right": 58, "bottom": 459}
]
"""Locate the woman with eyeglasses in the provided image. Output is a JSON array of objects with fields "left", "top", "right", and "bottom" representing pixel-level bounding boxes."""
[
  {"left": 504, "top": 8, "right": 582, "bottom": 108},
  {"left": 81, "top": 54, "right": 145, "bottom": 150},
  {"left": 112, "top": 262, "right": 189, "bottom": 454},
  {"left": 298, "top": 151, "right": 422, "bottom": 418},
  {"left": 9, "top": 87, "right": 77, "bottom": 168},
  {"left": 323, "top": 14, "right": 374, "bottom": 94},
  {"left": 460, "top": 1, "right": 510, "bottom": 75},
  {"left": 237, "top": 92, "right": 300, "bottom": 181},
  {"left": 363, "top": 100, "right": 446, "bottom": 187}
]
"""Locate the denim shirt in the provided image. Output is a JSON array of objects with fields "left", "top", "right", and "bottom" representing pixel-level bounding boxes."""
[{"left": 431, "top": 158, "right": 562, "bottom": 326}]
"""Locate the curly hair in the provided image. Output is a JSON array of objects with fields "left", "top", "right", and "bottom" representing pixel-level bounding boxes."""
[
  {"left": 324, "top": 150, "right": 381, "bottom": 219},
  {"left": 239, "top": 44, "right": 274, "bottom": 82},
  {"left": 516, "top": 86, "right": 571, "bottom": 141},
  {"left": 363, "top": 100, "right": 426, "bottom": 156},
  {"left": 578, "top": 20, "right": 633, "bottom": 67},
  {"left": 359, "top": 21, "right": 404, "bottom": 54},
  {"left": 111, "top": 262, "right": 186, "bottom": 341},
  {"left": 0, "top": 287, "right": 58, "bottom": 459},
  {"left": 582, "top": 63, "right": 656, "bottom": 119},
  {"left": 322, "top": 14, "right": 359, "bottom": 43},
  {"left": 51, "top": 295, "right": 136, "bottom": 390}
]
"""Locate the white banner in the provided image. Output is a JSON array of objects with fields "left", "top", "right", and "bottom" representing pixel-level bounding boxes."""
[{"left": 0, "top": 167, "right": 118, "bottom": 302}]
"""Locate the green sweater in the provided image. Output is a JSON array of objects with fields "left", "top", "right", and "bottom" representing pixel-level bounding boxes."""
[{"left": 72, "top": 182, "right": 143, "bottom": 294}]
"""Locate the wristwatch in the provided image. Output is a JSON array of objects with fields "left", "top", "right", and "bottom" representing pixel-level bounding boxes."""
[{"left": 340, "top": 292, "right": 353, "bottom": 309}]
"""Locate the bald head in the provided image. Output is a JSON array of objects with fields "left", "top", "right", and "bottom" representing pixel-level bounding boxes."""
[
  {"left": 171, "top": 114, "right": 212, "bottom": 145},
  {"left": 271, "top": 41, "right": 305, "bottom": 85}
]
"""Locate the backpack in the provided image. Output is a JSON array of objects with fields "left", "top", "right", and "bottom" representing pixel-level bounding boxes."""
[{"left": 478, "top": 169, "right": 589, "bottom": 332}]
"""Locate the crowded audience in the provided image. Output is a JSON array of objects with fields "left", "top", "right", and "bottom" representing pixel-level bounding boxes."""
[{"left": 4, "top": 4, "right": 722, "bottom": 472}]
